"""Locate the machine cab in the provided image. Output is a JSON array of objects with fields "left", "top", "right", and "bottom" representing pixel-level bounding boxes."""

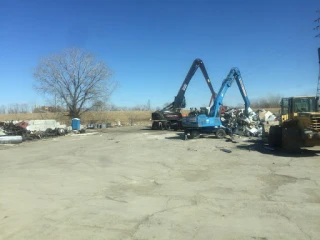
[{"left": 280, "top": 96, "right": 319, "bottom": 123}]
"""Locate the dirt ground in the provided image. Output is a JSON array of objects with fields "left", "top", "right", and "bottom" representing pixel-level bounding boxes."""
[{"left": 0, "top": 126, "right": 319, "bottom": 240}]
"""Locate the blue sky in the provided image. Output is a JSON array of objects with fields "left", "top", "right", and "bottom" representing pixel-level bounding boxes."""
[{"left": 0, "top": 0, "right": 319, "bottom": 109}]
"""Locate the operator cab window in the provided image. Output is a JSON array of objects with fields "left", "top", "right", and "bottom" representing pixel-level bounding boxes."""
[
  {"left": 281, "top": 98, "right": 289, "bottom": 115},
  {"left": 293, "top": 98, "right": 316, "bottom": 113}
]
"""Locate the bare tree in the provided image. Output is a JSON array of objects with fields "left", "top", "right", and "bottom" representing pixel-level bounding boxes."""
[
  {"left": 6, "top": 103, "right": 30, "bottom": 114},
  {"left": 130, "top": 104, "right": 149, "bottom": 111},
  {"left": 250, "top": 94, "right": 282, "bottom": 108},
  {"left": 20, "top": 103, "right": 30, "bottom": 113},
  {"left": 0, "top": 105, "right": 6, "bottom": 114},
  {"left": 107, "top": 104, "right": 119, "bottom": 111},
  {"left": 33, "top": 48, "right": 117, "bottom": 119},
  {"left": 91, "top": 100, "right": 107, "bottom": 111},
  {"left": 7, "top": 104, "right": 20, "bottom": 114},
  {"left": 267, "top": 94, "right": 282, "bottom": 108}
]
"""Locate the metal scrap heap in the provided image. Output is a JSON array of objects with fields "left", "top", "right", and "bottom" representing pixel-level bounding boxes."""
[
  {"left": 0, "top": 121, "right": 66, "bottom": 143},
  {"left": 221, "top": 108, "right": 278, "bottom": 137}
]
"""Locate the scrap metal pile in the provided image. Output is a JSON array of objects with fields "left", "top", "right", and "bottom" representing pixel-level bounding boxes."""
[
  {"left": 221, "top": 108, "right": 278, "bottom": 137},
  {"left": 0, "top": 121, "right": 66, "bottom": 143}
]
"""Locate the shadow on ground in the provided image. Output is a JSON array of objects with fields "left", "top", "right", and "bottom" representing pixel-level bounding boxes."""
[
  {"left": 236, "top": 139, "right": 320, "bottom": 158},
  {"left": 139, "top": 128, "right": 185, "bottom": 137},
  {"left": 140, "top": 128, "right": 184, "bottom": 132},
  {"left": 140, "top": 128, "right": 154, "bottom": 131},
  {"left": 139, "top": 128, "right": 320, "bottom": 157},
  {"left": 164, "top": 132, "right": 186, "bottom": 140},
  {"left": 165, "top": 133, "right": 224, "bottom": 141}
]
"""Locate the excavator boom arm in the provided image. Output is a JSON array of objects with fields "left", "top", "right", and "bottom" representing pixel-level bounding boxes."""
[
  {"left": 164, "top": 59, "right": 216, "bottom": 110},
  {"left": 209, "top": 68, "right": 250, "bottom": 117}
]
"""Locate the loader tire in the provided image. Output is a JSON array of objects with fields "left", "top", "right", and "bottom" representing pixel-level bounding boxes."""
[
  {"left": 188, "top": 130, "right": 200, "bottom": 139},
  {"left": 152, "top": 122, "right": 158, "bottom": 130},
  {"left": 282, "top": 128, "right": 301, "bottom": 153},
  {"left": 268, "top": 126, "right": 282, "bottom": 147}
]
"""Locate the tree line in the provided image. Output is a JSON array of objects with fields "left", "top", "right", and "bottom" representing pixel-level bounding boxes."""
[
  {"left": 249, "top": 94, "right": 282, "bottom": 109},
  {"left": 0, "top": 94, "right": 281, "bottom": 115},
  {"left": 0, "top": 104, "right": 31, "bottom": 114},
  {"left": 0, "top": 103, "right": 153, "bottom": 115}
]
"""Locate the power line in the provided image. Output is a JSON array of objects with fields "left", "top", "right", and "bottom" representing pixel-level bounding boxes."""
[{"left": 315, "top": 10, "right": 320, "bottom": 38}]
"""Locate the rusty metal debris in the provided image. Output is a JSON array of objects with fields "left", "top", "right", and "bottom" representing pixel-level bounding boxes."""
[
  {"left": 0, "top": 121, "right": 67, "bottom": 143},
  {"left": 0, "top": 121, "right": 28, "bottom": 136},
  {"left": 86, "top": 123, "right": 112, "bottom": 129}
]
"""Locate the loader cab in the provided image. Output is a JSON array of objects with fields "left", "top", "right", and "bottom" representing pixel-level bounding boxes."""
[
  {"left": 280, "top": 96, "right": 319, "bottom": 124},
  {"left": 290, "top": 96, "right": 318, "bottom": 113}
]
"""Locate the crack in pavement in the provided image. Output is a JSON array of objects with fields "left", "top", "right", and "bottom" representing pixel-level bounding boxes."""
[
  {"left": 155, "top": 161, "right": 174, "bottom": 171},
  {"left": 277, "top": 212, "right": 312, "bottom": 240},
  {"left": 191, "top": 227, "right": 200, "bottom": 240},
  {"left": 130, "top": 203, "right": 197, "bottom": 239},
  {"left": 105, "top": 195, "right": 128, "bottom": 203}
]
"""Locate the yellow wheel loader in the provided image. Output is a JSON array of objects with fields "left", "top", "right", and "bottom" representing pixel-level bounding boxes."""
[{"left": 268, "top": 96, "right": 320, "bottom": 152}]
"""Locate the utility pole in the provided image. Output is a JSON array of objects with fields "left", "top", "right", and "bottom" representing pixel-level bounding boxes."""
[
  {"left": 314, "top": 11, "right": 320, "bottom": 98},
  {"left": 317, "top": 48, "right": 320, "bottom": 98},
  {"left": 315, "top": 10, "right": 320, "bottom": 38}
]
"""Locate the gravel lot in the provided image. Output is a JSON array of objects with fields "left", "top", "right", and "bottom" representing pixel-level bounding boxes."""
[{"left": 0, "top": 126, "right": 320, "bottom": 240}]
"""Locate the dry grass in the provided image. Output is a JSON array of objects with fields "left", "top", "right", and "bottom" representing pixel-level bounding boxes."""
[
  {"left": 0, "top": 108, "right": 280, "bottom": 126},
  {"left": 0, "top": 111, "right": 153, "bottom": 126}
]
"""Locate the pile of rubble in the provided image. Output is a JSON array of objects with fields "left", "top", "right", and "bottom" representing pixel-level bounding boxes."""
[
  {"left": 222, "top": 108, "right": 278, "bottom": 137},
  {"left": 86, "top": 122, "right": 112, "bottom": 129},
  {"left": 0, "top": 120, "right": 68, "bottom": 144}
]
